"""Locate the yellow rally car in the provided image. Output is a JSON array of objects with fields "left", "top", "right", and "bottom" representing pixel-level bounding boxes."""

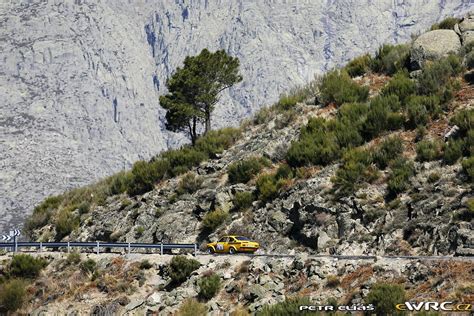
[{"left": 206, "top": 235, "right": 260, "bottom": 254}]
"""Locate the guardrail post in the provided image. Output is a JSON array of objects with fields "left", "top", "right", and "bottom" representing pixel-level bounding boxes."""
[
  {"left": 39, "top": 242, "right": 43, "bottom": 253},
  {"left": 194, "top": 243, "right": 197, "bottom": 256},
  {"left": 128, "top": 242, "right": 131, "bottom": 255},
  {"left": 160, "top": 243, "right": 163, "bottom": 255},
  {"left": 14, "top": 236, "right": 17, "bottom": 253},
  {"left": 96, "top": 241, "right": 100, "bottom": 255},
  {"left": 67, "top": 241, "right": 70, "bottom": 253}
]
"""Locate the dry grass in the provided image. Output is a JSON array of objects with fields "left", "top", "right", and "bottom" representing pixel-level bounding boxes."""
[{"left": 340, "top": 265, "right": 374, "bottom": 289}]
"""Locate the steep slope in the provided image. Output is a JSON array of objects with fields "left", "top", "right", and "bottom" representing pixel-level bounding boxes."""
[{"left": 1, "top": 0, "right": 472, "bottom": 232}]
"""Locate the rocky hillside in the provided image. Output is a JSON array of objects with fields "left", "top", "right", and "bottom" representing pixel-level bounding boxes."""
[
  {"left": 26, "top": 13, "right": 474, "bottom": 259},
  {"left": 1, "top": 252, "right": 473, "bottom": 315},
  {"left": 1, "top": 0, "right": 473, "bottom": 233}
]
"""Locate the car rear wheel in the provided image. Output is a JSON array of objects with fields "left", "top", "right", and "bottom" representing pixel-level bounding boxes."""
[
  {"left": 229, "top": 247, "right": 236, "bottom": 254},
  {"left": 207, "top": 247, "right": 214, "bottom": 254}
]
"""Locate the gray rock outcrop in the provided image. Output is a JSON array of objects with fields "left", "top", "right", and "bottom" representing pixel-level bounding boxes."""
[{"left": 411, "top": 30, "right": 462, "bottom": 68}]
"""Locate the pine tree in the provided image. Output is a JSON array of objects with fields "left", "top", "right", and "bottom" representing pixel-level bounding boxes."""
[{"left": 159, "top": 49, "right": 242, "bottom": 145}]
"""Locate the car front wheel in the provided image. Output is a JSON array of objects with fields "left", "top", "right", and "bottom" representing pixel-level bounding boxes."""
[
  {"left": 229, "top": 247, "right": 236, "bottom": 254},
  {"left": 207, "top": 247, "right": 214, "bottom": 254}
]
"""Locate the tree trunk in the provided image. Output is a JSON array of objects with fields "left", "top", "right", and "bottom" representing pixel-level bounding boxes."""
[
  {"left": 192, "top": 116, "right": 197, "bottom": 145},
  {"left": 204, "top": 109, "right": 211, "bottom": 134}
]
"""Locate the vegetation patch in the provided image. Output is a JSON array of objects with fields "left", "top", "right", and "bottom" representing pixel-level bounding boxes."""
[
  {"left": 228, "top": 157, "right": 270, "bottom": 184},
  {"left": 232, "top": 191, "right": 255, "bottom": 211},
  {"left": 202, "top": 209, "right": 229, "bottom": 231},
  {"left": 0, "top": 279, "right": 27, "bottom": 313},
  {"left": 387, "top": 157, "right": 415, "bottom": 197},
  {"left": 319, "top": 70, "right": 369, "bottom": 106},
  {"left": 167, "top": 256, "right": 200, "bottom": 286},
  {"left": 332, "top": 148, "right": 379, "bottom": 197},
  {"left": 416, "top": 139, "right": 444, "bottom": 162},
  {"left": 198, "top": 272, "right": 221, "bottom": 300},
  {"left": 365, "top": 283, "right": 406, "bottom": 315}
]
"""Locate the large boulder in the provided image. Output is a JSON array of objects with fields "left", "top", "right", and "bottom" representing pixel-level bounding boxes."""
[
  {"left": 458, "top": 14, "right": 474, "bottom": 45},
  {"left": 411, "top": 29, "right": 462, "bottom": 68}
]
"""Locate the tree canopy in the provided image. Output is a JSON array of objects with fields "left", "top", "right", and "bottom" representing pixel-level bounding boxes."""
[{"left": 159, "top": 49, "right": 242, "bottom": 144}]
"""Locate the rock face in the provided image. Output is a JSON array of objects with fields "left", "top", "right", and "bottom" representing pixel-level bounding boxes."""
[
  {"left": 411, "top": 30, "right": 462, "bottom": 68},
  {"left": 458, "top": 13, "right": 474, "bottom": 44},
  {"left": 0, "top": 0, "right": 472, "bottom": 232},
  {"left": 31, "top": 101, "right": 472, "bottom": 258}
]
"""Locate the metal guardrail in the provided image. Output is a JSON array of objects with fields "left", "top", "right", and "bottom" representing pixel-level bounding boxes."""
[{"left": 0, "top": 241, "right": 198, "bottom": 255}]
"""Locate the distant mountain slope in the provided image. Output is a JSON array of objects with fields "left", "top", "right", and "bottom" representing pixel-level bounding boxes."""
[{"left": 0, "top": 0, "right": 472, "bottom": 232}]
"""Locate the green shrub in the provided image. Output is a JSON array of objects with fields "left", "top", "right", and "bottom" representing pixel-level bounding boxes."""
[
  {"left": 228, "top": 157, "right": 268, "bottom": 184},
  {"left": 467, "top": 130, "right": 474, "bottom": 155},
  {"left": 363, "top": 99, "right": 390, "bottom": 140},
  {"left": 319, "top": 70, "right": 369, "bottom": 105},
  {"left": 418, "top": 55, "right": 463, "bottom": 96},
  {"left": 332, "top": 148, "right": 378, "bottom": 197},
  {"left": 326, "top": 275, "right": 340, "bottom": 288},
  {"left": 428, "top": 172, "right": 441, "bottom": 183},
  {"left": 450, "top": 108, "right": 474, "bottom": 136},
  {"left": 139, "top": 260, "right": 153, "bottom": 270},
  {"left": 255, "top": 164, "right": 294, "bottom": 202},
  {"left": 275, "top": 94, "right": 300, "bottom": 111},
  {"left": 24, "top": 196, "right": 63, "bottom": 234},
  {"left": 0, "top": 279, "right": 27, "bottom": 313},
  {"left": 443, "top": 139, "right": 464, "bottom": 164},
  {"left": 177, "top": 172, "right": 203, "bottom": 195},
  {"left": 77, "top": 201, "right": 91, "bottom": 214},
  {"left": 365, "top": 283, "right": 406, "bottom": 315},
  {"left": 167, "top": 256, "right": 200, "bottom": 285},
  {"left": 416, "top": 139, "right": 444, "bottom": 161},
  {"left": 462, "top": 156, "right": 474, "bottom": 182},
  {"left": 9, "top": 254, "right": 47, "bottom": 279},
  {"left": 455, "top": 206, "right": 474, "bottom": 221},
  {"left": 198, "top": 273, "right": 221, "bottom": 300},
  {"left": 258, "top": 297, "right": 316, "bottom": 316},
  {"left": 387, "top": 112, "right": 406, "bottom": 130},
  {"left": 232, "top": 191, "right": 254, "bottom": 211},
  {"left": 407, "top": 98, "right": 430, "bottom": 128},
  {"left": 286, "top": 133, "right": 340, "bottom": 167},
  {"left": 80, "top": 259, "right": 97, "bottom": 274},
  {"left": 162, "top": 147, "right": 207, "bottom": 176},
  {"left": 337, "top": 102, "right": 369, "bottom": 128},
  {"left": 126, "top": 159, "right": 169, "bottom": 196},
  {"left": 331, "top": 120, "right": 364, "bottom": 148},
  {"left": 287, "top": 117, "right": 344, "bottom": 167},
  {"left": 430, "top": 17, "right": 460, "bottom": 30},
  {"left": 202, "top": 209, "right": 228, "bottom": 231},
  {"left": 66, "top": 252, "right": 81, "bottom": 265},
  {"left": 135, "top": 226, "right": 145, "bottom": 237},
  {"left": 345, "top": 54, "right": 372, "bottom": 77},
  {"left": 178, "top": 299, "right": 207, "bottom": 316},
  {"left": 195, "top": 128, "right": 241, "bottom": 158},
  {"left": 387, "top": 158, "right": 415, "bottom": 195},
  {"left": 465, "top": 51, "right": 474, "bottom": 70},
  {"left": 372, "top": 136, "right": 404, "bottom": 169},
  {"left": 409, "top": 95, "right": 441, "bottom": 118},
  {"left": 381, "top": 72, "right": 416, "bottom": 103},
  {"left": 255, "top": 174, "right": 279, "bottom": 202},
  {"left": 109, "top": 171, "right": 132, "bottom": 195},
  {"left": 55, "top": 207, "right": 80, "bottom": 240},
  {"left": 370, "top": 44, "right": 410, "bottom": 75}
]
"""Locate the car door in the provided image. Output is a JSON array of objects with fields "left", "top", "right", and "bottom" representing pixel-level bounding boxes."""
[
  {"left": 216, "top": 237, "right": 227, "bottom": 253},
  {"left": 227, "top": 236, "right": 238, "bottom": 251}
]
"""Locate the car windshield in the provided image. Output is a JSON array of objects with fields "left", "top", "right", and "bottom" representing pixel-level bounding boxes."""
[
  {"left": 218, "top": 237, "right": 227, "bottom": 242},
  {"left": 236, "top": 236, "right": 251, "bottom": 241}
]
